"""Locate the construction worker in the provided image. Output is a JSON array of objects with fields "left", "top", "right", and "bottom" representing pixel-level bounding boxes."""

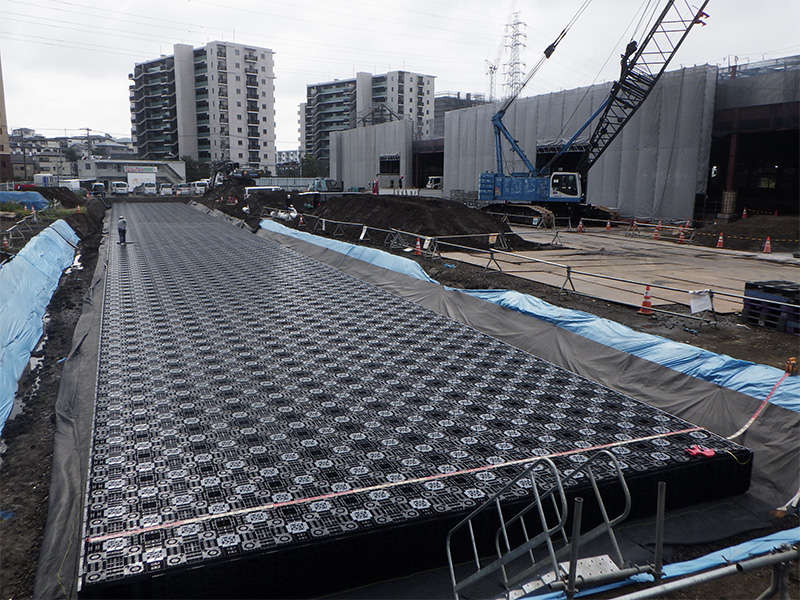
[{"left": 117, "top": 216, "right": 127, "bottom": 245}]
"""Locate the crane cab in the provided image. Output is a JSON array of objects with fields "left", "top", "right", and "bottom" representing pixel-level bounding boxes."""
[{"left": 550, "top": 172, "right": 581, "bottom": 199}]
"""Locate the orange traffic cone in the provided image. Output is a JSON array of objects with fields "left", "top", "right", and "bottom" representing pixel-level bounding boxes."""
[
  {"left": 638, "top": 285, "right": 654, "bottom": 315},
  {"left": 605, "top": 221, "right": 611, "bottom": 231},
  {"left": 577, "top": 219, "right": 585, "bottom": 233},
  {"left": 678, "top": 229, "right": 686, "bottom": 244},
  {"left": 77, "top": 205, "right": 81, "bottom": 214},
  {"left": 653, "top": 226, "right": 660, "bottom": 240},
  {"left": 414, "top": 237, "right": 422, "bottom": 256},
  {"left": 1, "top": 236, "right": 9, "bottom": 251},
  {"left": 716, "top": 233, "right": 724, "bottom": 248},
  {"left": 742, "top": 207, "right": 747, "bottom": 218},
  {"left": 763, "top": 237, "right": 772, "bottom": 253},
  {"left": 298, "top": 214, "right": 305, "bottom": 226}
]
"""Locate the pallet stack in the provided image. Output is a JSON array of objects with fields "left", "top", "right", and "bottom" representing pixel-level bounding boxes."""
[{"left": 743, "top": 280, "right": 800, "bottom": 335}]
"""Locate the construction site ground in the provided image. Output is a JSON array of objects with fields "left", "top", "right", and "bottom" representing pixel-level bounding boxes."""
[{"left": 0, "top": 193, "right": 797, "bottom": 599}]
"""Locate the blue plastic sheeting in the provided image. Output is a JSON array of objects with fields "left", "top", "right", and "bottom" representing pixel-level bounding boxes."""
[
  {"left": 0, "top": 191, "right": 50, "bottom": 210},
  {"left": 0, "top": 220, "right": 79, "bottom": 434},
  {"left": 531, "top": 527, "right": 800, "bottom": 599},
  {"left": 462, "top": 290, "right": 800, "bottom": 412},
  {"left": 259, "top": 219, "right": 436, "bottom": 283},
  {"left": 260, "top": 221, "right": 799, "bottom": 411}
]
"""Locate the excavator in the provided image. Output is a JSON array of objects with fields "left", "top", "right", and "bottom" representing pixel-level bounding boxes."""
[{"left": 480, "top": 0, "right": 710, "bottom": 226}]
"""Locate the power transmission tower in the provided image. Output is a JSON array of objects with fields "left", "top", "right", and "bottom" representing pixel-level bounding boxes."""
[{"left": 503, "top": 12, "right": 527, "bottom": 99}]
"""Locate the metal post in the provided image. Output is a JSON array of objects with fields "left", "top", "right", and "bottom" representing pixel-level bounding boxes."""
[
  {"left": 566, "top": 497, "right": 584, "bottom": 600},
  {"left": 653, "top": 481, "right": 666, "bottom": 582}
]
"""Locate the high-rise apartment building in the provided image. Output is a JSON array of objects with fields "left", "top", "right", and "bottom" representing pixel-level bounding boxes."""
[
  {"left": 303, "top": 71, "right": 435, "bottom": 166},
  {"left": 130, "top": 42, "right": 276, "bottom": 173}
]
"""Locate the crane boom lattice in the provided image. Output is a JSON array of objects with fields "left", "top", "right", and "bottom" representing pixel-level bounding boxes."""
[{"left": 577, "top": 0, "right": 710, "bottom": 172}]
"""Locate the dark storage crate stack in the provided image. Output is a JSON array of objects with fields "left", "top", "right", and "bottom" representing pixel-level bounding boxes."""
[
  {"left": 743, "top": 280, "right": 800, "bottom": 335},
  {"left": 78, "top": 204, "right": 754, "bottom": 599}
]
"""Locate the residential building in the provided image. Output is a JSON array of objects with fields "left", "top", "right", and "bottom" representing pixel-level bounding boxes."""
[
  {"left": 304, "top": 71, "right": 435, "bottom": 168},
  {"left": 130, "top": 42, "right": 276, "bottom": 173}
]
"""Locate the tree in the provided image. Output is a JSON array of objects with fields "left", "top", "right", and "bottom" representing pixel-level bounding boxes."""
[{"left": 181, "top": 155, "right": 210, "bottom": 181}]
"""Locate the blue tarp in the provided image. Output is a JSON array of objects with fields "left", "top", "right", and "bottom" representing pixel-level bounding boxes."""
[
  {"left": 260, "top": 219, "right": 799, "bottom": 411},
  {"left": 532, "top": 527, "right": 800, "bottom": 599},
  {"left": 259, "top": 219, "right": 436, "bottom": 283},
  {"left": 0, "top": 191, "right": 50, "bottom": 210},
  {"left": 0, "top": 220, "right": 79, "bottom": 434}
]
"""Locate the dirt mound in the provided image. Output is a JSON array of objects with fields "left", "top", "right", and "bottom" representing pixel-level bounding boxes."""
[
  {"left": 27, "top": 187, "right": 83, "bottom": 209},
  {"left": 693, "top": 215, "right": 799, "bottom": 252},
  {"left": 64, "top": 198, "right": 106, "bottom": 240},
  {"left": 308, "top": 195, "right": 535, "bottom": 250},
  {"left": 198, "top": 184, "right": 307, "bottom": 228}
]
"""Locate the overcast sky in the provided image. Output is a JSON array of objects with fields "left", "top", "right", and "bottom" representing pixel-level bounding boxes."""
[{"left": 2, "top": 0, "right": 798, "bottom": 150}]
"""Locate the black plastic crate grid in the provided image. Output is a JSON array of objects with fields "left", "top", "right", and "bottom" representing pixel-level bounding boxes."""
[{"left": 82, "top": 204, "right": 731, "bottom": 586}]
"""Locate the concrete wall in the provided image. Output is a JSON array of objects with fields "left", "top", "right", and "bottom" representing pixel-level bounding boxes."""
[
  {"left": 444, "top": 65, "right": 717, "bottom": 220},
  {"left": 330, "top": 120, "right": 413, "bottom": 191}
]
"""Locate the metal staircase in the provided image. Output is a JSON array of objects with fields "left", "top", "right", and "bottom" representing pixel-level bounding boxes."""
[{"left": 446, "top": 450, "right": 637, "bottom": 599}]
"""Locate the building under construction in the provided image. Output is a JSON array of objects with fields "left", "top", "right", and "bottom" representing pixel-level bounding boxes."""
[{"left": 330, "top": 55, "right": 799, "bottom": 221}]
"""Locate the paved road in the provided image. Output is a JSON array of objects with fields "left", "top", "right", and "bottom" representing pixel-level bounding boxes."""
[{"left": 442, "top": 226, "right": 800, "bottom": 314}]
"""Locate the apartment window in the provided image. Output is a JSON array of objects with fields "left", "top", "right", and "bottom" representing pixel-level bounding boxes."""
[
  {"left": 238, "top": 153, "right": 243, "bottom": 158},
  {"left": 235, "top": 63, "right": 240, "bottom": 68},
  {"left": 237, "top": 115, "right": 242, "bottom": 120},
  {"left": 237, "top": 127, "right": 243, "bottom": 133},
  {"left": 235, "top": 49, "right": 240, "bottom": 55},
  {"left": 236, "top": 75, "right": 241, "bottom": 81},
  {"left": 238, "top": 140, "right": 243, "bottom": 146},
  {"left": 236, "top": 88, "right": 241, "bottom": 95},
  {"left": 237, "top": 101, "right": 242, "bottom": 107}
]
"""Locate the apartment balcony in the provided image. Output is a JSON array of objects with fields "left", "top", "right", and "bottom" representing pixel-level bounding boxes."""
[
  {"left": 246, "top": 91, "right": 259, "bottom": 100},
  {"left": 244, "top": 53, "right": 258, "bottom": 62},
  {"left": 244, "top": 66, "right": 258, "bottom": 75},
  {"left": 197, "top": 116, "right": 210, "bottom": 126},
  {"left": 245, "top": 77, "right": 258, "bottom": 88}
]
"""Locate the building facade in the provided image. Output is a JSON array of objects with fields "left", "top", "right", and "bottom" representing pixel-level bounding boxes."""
[
  {"left": 130, "top": 42, "right": 276, "bottom": 173},
  {"left": 304, "top": 71, "right": 435, "bottom": 168}
]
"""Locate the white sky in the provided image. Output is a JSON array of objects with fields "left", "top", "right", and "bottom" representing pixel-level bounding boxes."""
[{"left": 2, "top": 0, "right": 798, "bottom": 150}]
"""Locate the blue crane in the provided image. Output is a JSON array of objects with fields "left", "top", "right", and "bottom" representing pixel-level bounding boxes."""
[{"left": 479, "top": 0, "right": 711, "bottom": 217}]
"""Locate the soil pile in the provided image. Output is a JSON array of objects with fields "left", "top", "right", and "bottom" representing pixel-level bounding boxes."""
[
  {"left": 693, "top": 215, "right": 799, "bottom": 252},
  {"left": 308, "top": 195, "right": 540, "bottom": 251},
  {"left": 29, "top": 186, "right": 83, "bottom": 208}
]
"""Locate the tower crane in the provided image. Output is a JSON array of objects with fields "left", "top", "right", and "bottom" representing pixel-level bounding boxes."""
[{"left": 479, "top": 0, "right": 710, "bottom": 220}]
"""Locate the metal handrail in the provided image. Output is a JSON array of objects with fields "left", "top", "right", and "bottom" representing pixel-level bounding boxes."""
[{"left": 446, "top": 450, "right": 632, "bottom": 599}]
